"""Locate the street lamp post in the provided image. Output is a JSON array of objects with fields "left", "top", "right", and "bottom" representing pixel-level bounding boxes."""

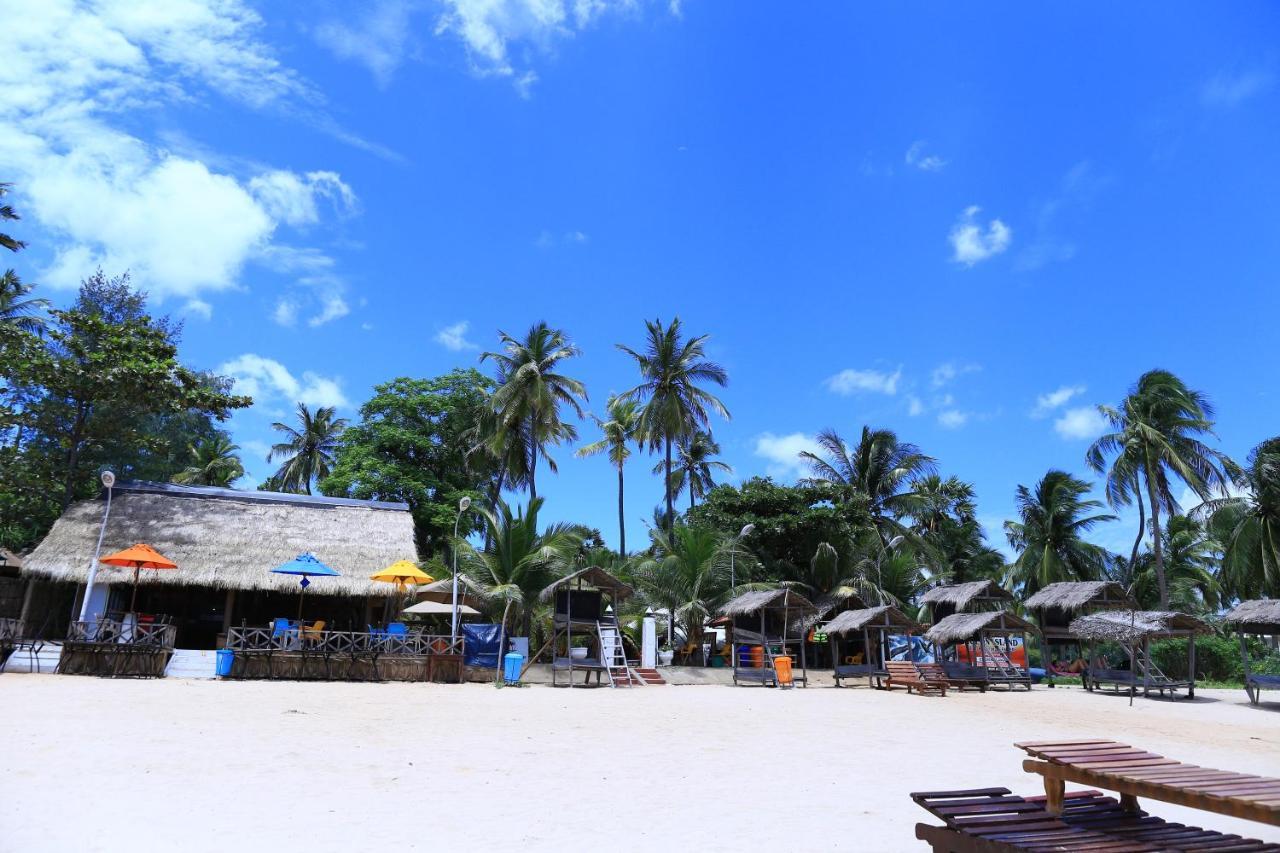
[
  {"left": 78, "top": 470, "right": 115, "bottom": 623},
  {"left": 450, "top": 496, "right": 472, "bottom": 645},
  {"left": 875, "top": 534, "right": 905, "bottom": 607},
  {"left": 730, "top": 523, "right": 755, "bottom": 591}
]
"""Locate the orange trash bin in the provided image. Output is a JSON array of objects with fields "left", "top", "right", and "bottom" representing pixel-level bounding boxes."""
[
  {"left": 750, "top": 645, "right": 764, "bottom": 669},
  {"left": 774, "top": 655, "right": 794, "bottom": 687}
]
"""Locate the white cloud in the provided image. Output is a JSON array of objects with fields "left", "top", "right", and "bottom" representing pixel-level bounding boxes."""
[
  {"left": 754, "top": 432, "right": 821, "bottom": 480},
  {"left": 248, "top": 170, "right": 357, "bottom": 227},
  {"left": 1015, "top": 162, "right": 1106, "bottom": 273},
  {"left": 1201, "top": 69, "right": 1274, "bottom": 108},
  {"left": 183, "top": 298, "right": 212, "bottom": 320},
  {"left": 435, "top": 320, "right": 478, "bottom": 351},
  {"left": 948, "top": 206, "right": 1011, "bottom": 266},
  {"left": 1032, "top": 385, "right": 1086, "bottom": 418},
  {"left": 1054, "top": 406, "right": 1108, "bottom": 440},
  {"left": 273, "top": 298, "right": 298, "bottom": 327},
  {"left": 937, "top": 410, "right": 969, "bottom": 429},
  {"left": 218, "top": 354, "right": 349, "bottom": 409},
  {"left": 824, "top": 367, "right": 901, "bottom": 396},
  {"left": 905, "top": 140, "right": 946, "bottom": 172},
  {"left": 931, "top": 361, "right": 980, "bottom": 388},
  {"left": 314, "top": 0, "right": 421, "bottom": 87},
  {"left": 907, "top": 395, "right": 924, "bottom": 416}
]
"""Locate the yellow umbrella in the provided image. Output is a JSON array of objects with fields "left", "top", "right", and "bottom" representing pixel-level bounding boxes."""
[{"left": 371, "top": 560, "right": 435, "bottom": 590}]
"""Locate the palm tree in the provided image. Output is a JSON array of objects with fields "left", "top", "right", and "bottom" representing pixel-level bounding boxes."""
[
  {"left": 1087, "top": 370, "right": 1235, "bottom": 608},
  {"left": 576, "top": 395, "right": 641, "bottom": 556},
  {"left": 1207, "top": 437, "right": 1280, "bottom": 598},
  {"left": 910, "top": 475, "right": 1004, "bottom": 583},
  {"left": 1117, "top": 515, "right": 1222, "bottom": 612},
  {"left": 1, "top": 183, "right": 26, "bottom": 253},
  {"left": 268, "top": 403, "right": 348, "bottom": 494},
  {"left": 658, "top": 430, "right": 732, "bottom": 512},
  {"left": 617, "top": 318, "right": 729, "bottom": 532},
  {"left": 172, "top": 433, "right": 244, "bottom": 487},
  {"left": 0, "top": 270, "right": 48, "bottom": 333},
  {"left": 634, "top": 523, "right": 733, "bottom": 649},
  {"left": 1004, "top": 470, "right": 1115, "bottom": 597},
  {"left": 481, "top": 322, "right": 587, "bottom": 503},
  {"left": 800, "top": 426, "right": 936, "bottom": 542},
  {"left": 452, "top": 497, "right": 586, "bottom": 637}
]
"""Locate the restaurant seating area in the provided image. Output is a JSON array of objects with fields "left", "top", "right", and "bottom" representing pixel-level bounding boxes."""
[
  {"left": 224, "top": 622, "right": 464, "bottom": 682},
  {"left": 57, "top": 614, "right": 178, "bottom": 678}
]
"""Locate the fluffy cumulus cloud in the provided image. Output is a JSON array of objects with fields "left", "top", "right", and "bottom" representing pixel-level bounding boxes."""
[
  {"left": 435, "top": 320, "right": 478, "bottom": 351},
  {"left": 824, "top": 367, "right": 901, "bottom": 396},
  {"left": 0, "top": 0, "right": 358, "bottom": 324},
  {"left": 217, "top": 354, "right": 349, "bottom": 409},
  {"left": 754, "top": 432, "right": 820, "bottom": 479},
  {"left": 1032, "top": 385, "right": 1086, "bottom": 418},
  {"left": 1054, "top": 406, "right": 1107, "bottom": 440},
  {"left": 905, "top": 140, "right": 946, "bottom": 172},
  {"left": 949, "top": 206, "right": 1011, "bottom": 266}
]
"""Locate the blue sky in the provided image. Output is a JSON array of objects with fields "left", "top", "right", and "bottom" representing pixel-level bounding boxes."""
[{"left": 5, "top": 1, "right": 1278, "bottom": 556}]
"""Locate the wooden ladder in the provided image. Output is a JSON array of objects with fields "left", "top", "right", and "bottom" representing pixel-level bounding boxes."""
[{"left": 597, "top": 622, "right": 637, "bottom": 687}]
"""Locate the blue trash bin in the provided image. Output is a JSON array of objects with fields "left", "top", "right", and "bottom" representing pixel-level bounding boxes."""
[
  {"left": 216, "top": 648, "right": 235, "bottom": 678},
  {"left": 503, "top": 652, "right": 524, "bottom": 685}
]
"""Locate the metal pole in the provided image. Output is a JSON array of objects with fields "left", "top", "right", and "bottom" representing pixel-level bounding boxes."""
[
  {"left": 78, "top": 475, "right": 114, "bottom": 623},
  {"left": 450, "top": 497, "right": 471, "bottom": 645}
]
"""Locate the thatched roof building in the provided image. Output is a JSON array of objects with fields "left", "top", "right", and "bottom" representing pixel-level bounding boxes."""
[
  {"left": 1068, "top": 610, "right": 1211, "bottom": 644},
  {"left": 541, "top": 566, "right": 634, "bottom": 602},
  {"left": 1023, "top": 581, "right": 1133, "bottom": 614},
  {"left": 22, "top": 481, "right": 415, "bottom": 597},
  {"left": 920, "top": 579, "right": 1012, "bottom": 616},
  {"left": 824, "top": 605, "right": 923, "bottom": 636},
  {"left": 719, "top": 588, "right": 816, "bottom": 617},
  {"left": 925, "top": 610, "right": 1037, "bottom": 646},
  {"left": 1223, "top": 600, "right": 1280, "bottom": 635}
]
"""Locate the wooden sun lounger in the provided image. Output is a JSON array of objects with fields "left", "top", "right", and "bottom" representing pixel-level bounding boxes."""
[
  {"left": 912, "top": 786, "right": 1280, "bottom": 851},
  {"left": 833, "top": 662, "right": 885, "bottom": 687},
  {"left": 1246, "top": 673, "right": 1280, "bottom": 705},
  {"left": 1086, "top": 667, "right": 1191, "bottom": 698},
  {"left": 886, "top": 661, "right": 947, "bottom": 696}
]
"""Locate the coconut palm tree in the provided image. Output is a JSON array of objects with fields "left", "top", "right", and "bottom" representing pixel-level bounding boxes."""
[
  {"left": 1206, "top": 436, "right": 1280, "bottom": 598},
  {"left": 909, "top": 475, "right": 1005, "bottom": 583},
  {"left": 634, "top": 523, "right": 737, "bottom": 649},
  {"left": 268, "top": 403, "right": 348, "bottom": 495},
  {"left": 658, "top": 430, "right": 732, "bottom": 513},
  {"left": 452, "top": 497, "right": 587, "bottom": 638},
  {"left": 575, "top": 395, "right": 641, "bottom": 556},
  {"left": 1004, "top": 470, "right": 1115, "bottom": 597},
  {"left": 1116, "top": 515, "right": 1222, "bottom": 612},
  {"left": 481, "top": 322, "right": 587, "bottom": 503},
  {"left": 0, "top": 270, "right": 48, "bottom": 333},
  {"left": 799, "top": 426, "right": 936, "bottom": 542},
  {"left": 1, "top": 183, "right": 26, "bottom": 253},
  {"left": 617, "top": 317, "right": 729, "bottom": 532},
  {"left": 172, "top": 433, "right": 244, "bottom": 487},
  {"left": 1086, "top": 370, "right": 1235, "bottom": 608}
]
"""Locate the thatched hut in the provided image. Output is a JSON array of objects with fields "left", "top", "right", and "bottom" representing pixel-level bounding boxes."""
[
  {"left": 1223, "top": 600, "right": 1280, "bottom": 705},
  {"left": 20, "top": 480, "right": 417, "bottom": 649},
  {"left": 540, "top": 566, "right": 634, "bottom": 688},
  {"left": 823, "top": 605, "right": 924, "bottom": 688},
  {"left": 1068, "top": 610, "right": 1211, "bottom": 699},
  {"left": 920, "top": 579, "right": 1012, "bottom": 622},
  {"left": 1023, "top": 581, "right": 1135, "bottom": 666},
  {"left": 924, "top": 610, "right": 1037, "bottom": 690},
  {"left": 719, "top": 588, "right": 816, "bottom": 687}
]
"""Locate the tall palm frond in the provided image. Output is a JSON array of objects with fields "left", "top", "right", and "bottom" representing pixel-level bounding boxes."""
[{"left": 268, "top": 403, "right": 348, "bottom": 495}]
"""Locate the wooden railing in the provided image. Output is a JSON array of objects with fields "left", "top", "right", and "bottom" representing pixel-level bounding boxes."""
[
  {"left": 66, "top": 619, "right": 178, "bottom": 650},
  {"left": 225, "top": 627, "right": 463, "bottom": 657}
]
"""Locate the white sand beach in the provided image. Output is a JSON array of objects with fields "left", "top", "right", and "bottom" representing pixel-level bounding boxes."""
[{"left": 1, "top": 675, "right": 1277, "bottom": 852}]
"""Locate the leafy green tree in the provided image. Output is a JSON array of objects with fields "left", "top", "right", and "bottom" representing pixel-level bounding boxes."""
[
  {"left": 1207, "top": 437, "right": 1280, "bottom": 598},
  {"left": 0, "top": 271, "right": 48, "bottom": 334},
  {"left": 1117, "top": 515, "right": 1222, "bottom": 612},
  {"left": 0, "top": 182, "right": 26, "bottom": 253},
  {"left": 268, "top": 403, "right": 347, "bottom": 495},
  {"left": 634, "top": 523, "right": 733, "bottom": 648},
  {"left": 659, "top": 430, "right": 731, "bottom": 512},
  {"left": 1004, "top": 470, "right": 1115, "bottom": 597},
  {"left": 575, "top": 395, "right": 641, "bottom": 555},
  {"left": 172, "top": 433, "right": 244, "bottom": 487},
  {"left": 321, "top": 370, "right": 497, "bottom": 557},
  {"left": 1087, "top": 370, "right": 1235, "bottom": 608},
  {"left": 618, "top": 317, "right": 729, "bottom": 532},
  {"left": 800, "top": 426, "right": 936, "bottom": 543},
  {"left": 481, "top": 322, "right": 587, "bottom": 503}
]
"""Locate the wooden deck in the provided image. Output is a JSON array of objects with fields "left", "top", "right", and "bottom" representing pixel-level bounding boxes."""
[{"left": 224, "top": 627, "right": 463, "bottom": 682}]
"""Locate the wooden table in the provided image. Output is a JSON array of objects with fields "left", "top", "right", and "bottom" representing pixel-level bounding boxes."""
[{"left": 1017, "top": 738, "right": 1280, "bottom": 827}]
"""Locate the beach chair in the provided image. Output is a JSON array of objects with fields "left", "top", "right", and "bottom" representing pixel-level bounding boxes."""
[
  {"left": 886, "top": 661, "right": 947, "bottom": 696},
  {"left": 301, "top": 620, "right": 326, "bottom": 643}
]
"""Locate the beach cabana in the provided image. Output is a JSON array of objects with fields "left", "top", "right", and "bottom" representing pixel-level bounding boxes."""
[
  {"left": 1223, "top": 600, "right": 1280, "bottom": 705},
  {"left": 541, "top": 566, "right": 635, "bottom": 688},
  {"left": 920, "top": 579, "right": 1013, "bottom": 622},
  {"left": 823, "top": 605, "right": 924, "bottom": 688},
  {"left": 1023, "top": 581, "right": 1135, "bottom": 673},
  {"left": 719, "top": 589, "right": 816, "bottom": 688},
  {"left": 1069, "top": 610, "right": 1211, "bottom": 699},
  {"left": 924, "top": 610, "right": 1037, "bottom": 691}
]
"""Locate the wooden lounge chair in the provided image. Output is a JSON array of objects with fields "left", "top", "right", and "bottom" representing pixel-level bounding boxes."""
[
  {"left": 911, "top": 786, "right": 1280, "bottom": 851},
  {"left": 1246, "top": 672, "right": 1280, "bottom": 705},
  {"left": 886, "top": 660, "right": 947, "bottom": 696}
]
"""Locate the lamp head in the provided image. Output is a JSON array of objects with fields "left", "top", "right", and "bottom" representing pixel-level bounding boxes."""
[
  {"left": 888, "top": 535, "right": 905, "bottom": 549},
  {"left": 739, "top": 523, "right": 755, "bottom": 538},
  {"left": 100, "top": 470, "right": 116, "bottom": 489},
  {"left": 458, "top": 496, "right": 472, "bottom": 512}
]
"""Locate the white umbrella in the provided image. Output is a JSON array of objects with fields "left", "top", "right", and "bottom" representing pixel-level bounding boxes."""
[{"left": 404, "top": 599, "right": 479, "bottom": 617}]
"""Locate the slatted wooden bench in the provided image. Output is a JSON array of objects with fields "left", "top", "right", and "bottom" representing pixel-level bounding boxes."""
[
  {"left": 911, "top": 786, "right": 1280, "bottom": 851},
  {"left": 886, "top": 661, "right": 948, "bottom": 696},
  {"left": 1017, "top": 739, "right": 1280, "bottom": 827}
]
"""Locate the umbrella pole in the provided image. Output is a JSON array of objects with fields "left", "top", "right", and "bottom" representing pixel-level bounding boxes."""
[
  {"left": 130, "top": 565, "right": 140, "bottom": 615},
  {"left": 297, "top": 581, "right": 306, "bottom": 622}
]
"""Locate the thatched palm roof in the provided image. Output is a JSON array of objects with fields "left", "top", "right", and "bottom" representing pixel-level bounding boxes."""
[
  {"left": 21, "top": 481, "right": 415, "bottom": 597},
  {"left": 541, "top": 566, "right": 634, "bottom": 601},
  {"left": 925, "top": 610, "right": 1037, "bottom": 645},
  {"left": 1222, "top": 600, "right": 1280, "bottom": 634},
  {"left": 920, "top": 579, "right": 1012, "bottom": 611},
  {"left": 824, "top": 605, "right": 923, "bottom": 636},
  {"left": 719, "top": 588, "right": 816, "bottom": 617},
  {"left": 1068, "top": 610, "right": 1211, "bottom": 643},
  {"left": 1023, "top": 581, "right": 1134, "bottom": 614}
]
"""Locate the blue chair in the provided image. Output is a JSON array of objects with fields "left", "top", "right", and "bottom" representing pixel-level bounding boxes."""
[
  {"left": 271, "top": 618, "right": 292, "bottom": 638},
  {"left": 386, "top": 622, "right": 408, "bottom": 637},
  {"left": 367, "top": 624, "right": 387, "bottom": 640}
]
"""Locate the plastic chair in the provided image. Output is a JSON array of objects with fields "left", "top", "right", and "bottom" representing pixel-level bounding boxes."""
[
  {"left": 301, "top": 620, "right": 326, "bottom": 643},
  {"left": 386, "top": 622, "right": 408, "bottom": 636}
]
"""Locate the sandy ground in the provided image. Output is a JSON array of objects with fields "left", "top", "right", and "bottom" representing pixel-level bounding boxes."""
[{"left": 1, "top": 674, "right": 1277, "bottom": 853}]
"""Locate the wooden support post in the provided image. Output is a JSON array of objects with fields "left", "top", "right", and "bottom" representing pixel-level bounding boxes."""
[
  {"left": 1119, "top": 792, "right": 1140, "bottom": 813},
  {"left": 18, "top": 577, "right": 37, "bottom": 628},
  {"left": 1240, "top": 634, "right": 1256, "bottom": 704},
  {"left": 1043, "top": 775, "right": 1065, "bottom": 815},
  {"left": 221, "top": 589, "right": 236, "bottom": 636},
  {"left": 1187, "top": 633, "right": 1196, "bottom": 699}
]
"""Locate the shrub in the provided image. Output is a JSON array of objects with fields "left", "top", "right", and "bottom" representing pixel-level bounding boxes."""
[{"left": 1149, "top": 635, "right": 1274, "bottom": 683}]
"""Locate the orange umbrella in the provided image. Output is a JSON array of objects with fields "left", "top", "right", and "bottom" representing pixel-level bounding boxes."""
[{"left": 100, "top": 543, "right": 177, "bottom": 615}]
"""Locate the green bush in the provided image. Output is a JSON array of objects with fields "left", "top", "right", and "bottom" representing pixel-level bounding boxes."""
[{"left": 1148, "top": 635, "right": 1276, "bottom": 682}]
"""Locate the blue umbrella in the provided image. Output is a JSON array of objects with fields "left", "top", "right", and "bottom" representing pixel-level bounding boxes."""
[{"left": 272, "top": 552, "right": 340, "bottom": 621}]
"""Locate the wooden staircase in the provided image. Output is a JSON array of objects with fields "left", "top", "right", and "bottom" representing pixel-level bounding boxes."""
[
  {"left": 633, "top": 667, "right": 666, "bottom": 685},
  {"left": 597, "top": 622, "right": 666, "bottom": 687}
]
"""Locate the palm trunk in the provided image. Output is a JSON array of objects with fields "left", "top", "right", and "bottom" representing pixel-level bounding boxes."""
[
  {"left": 1129, "top": 478, "right": 1146, "bottom": 567},
  {"left": 664, "top": 436, "right": 674, "bottom": 532},
  {"left": 1144, "top": 473, "right": 1168, "bottom": 609},
  {"left": 617, "top": 465, "right": 626, "bottom": 557},
  {"left": 529, "top": 439, "right": 537, "bottom": 504}
]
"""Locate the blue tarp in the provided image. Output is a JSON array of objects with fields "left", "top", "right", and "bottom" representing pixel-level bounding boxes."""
[{"left": 463, "top": 623, "right": 502, "bottom": 668}]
